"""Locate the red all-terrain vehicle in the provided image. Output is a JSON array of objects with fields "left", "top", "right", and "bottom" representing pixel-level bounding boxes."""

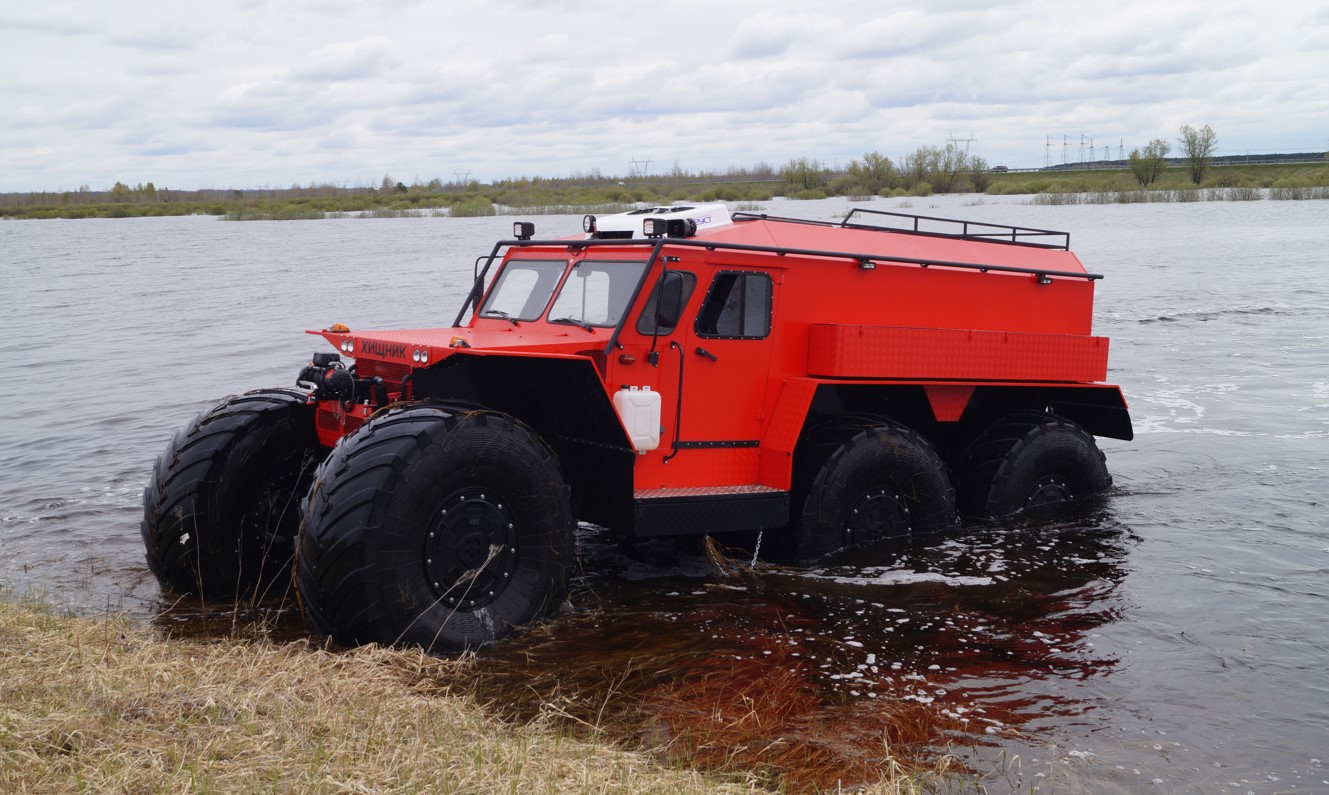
[{"left": 142, "top": 204, "right": 1131, "bottom": 651}]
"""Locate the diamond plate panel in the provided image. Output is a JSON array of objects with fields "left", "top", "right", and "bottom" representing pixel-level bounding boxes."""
[{"left": 808, "top": 324, "right": 1109, "bottom": 382}]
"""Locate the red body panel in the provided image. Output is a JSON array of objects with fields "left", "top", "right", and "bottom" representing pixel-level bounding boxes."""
[
  {"left": 807, "top": 325, "right": 1109, "bottom": 382},
  {"left": 309, "top": 212, "right": 1126, "bottom": 501}
]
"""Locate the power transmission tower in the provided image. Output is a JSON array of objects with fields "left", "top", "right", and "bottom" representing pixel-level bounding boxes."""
[
  {"left": 1119, "top": 139, "right": 1125, "bottom": 160},
  {"left": 1062, "top": 135, "right": 1069, "bottom": 165},
  {"left": 453, "top": 171, "right": 472, "bottom": 184},
  {"left": 630, "top": 158, "right": 653, "bottom": 178},
  {"left": 948, "top": 133, "right": 977, "bottom": 154},
  {"left": 1045, "top": 135, "right": 1053, "bottom": 169}
]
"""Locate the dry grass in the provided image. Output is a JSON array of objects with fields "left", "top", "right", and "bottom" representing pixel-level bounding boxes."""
[
  {"left": 0, "top": 595, "right": 946, "bottom": 794},
  {"left": 0, "top": 598, "right": 772, "bottom": 794}
]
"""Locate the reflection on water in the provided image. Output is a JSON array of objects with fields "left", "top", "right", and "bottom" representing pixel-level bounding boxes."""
[{"left": 460, "top": 508, "right": 1133, "bottom": 789}]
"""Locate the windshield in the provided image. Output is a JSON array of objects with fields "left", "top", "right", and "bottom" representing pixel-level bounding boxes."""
[
  {"left": 479, "top": 259, "right": 565, "bottom": 321},
  {"left": 548, "top": 260, "right": 648, "bottom": 328}
]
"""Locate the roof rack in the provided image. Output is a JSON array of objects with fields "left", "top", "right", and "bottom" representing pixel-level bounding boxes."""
[{"left": 733, "top": 208, "right": 1070, "bottom": 250}]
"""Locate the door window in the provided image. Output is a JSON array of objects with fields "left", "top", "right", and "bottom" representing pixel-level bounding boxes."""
[
  {"left": 696, "top": 271, "right": 772, "bottom": 339},
  {"left": 636, "top": 271, "right": 697, "bottom": 335}
]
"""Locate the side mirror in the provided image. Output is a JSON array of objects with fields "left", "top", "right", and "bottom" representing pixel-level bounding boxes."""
[{"left": 655, "top": 271, "right": 685, "bottom": 330}]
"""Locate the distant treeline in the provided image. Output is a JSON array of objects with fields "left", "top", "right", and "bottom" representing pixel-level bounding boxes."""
[{"left": 3, "top": 151, "right": 1327, "bottom": 221}]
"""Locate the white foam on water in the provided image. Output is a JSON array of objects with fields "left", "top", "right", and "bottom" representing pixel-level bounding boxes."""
[{"left": 803, "top": 567, "right": 994, "bottom": 587}]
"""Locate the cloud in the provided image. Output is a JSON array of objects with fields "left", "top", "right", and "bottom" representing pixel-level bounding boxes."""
[
  {"left": 107, "top": 24, "right": 199, "bottom": 52},
  {"left": 291, "top": 36, "right": 402, "bottom": 82},
  {"left": 0, "top": 13, "right": 97, "bottom": 37},
  {"left": 727, "top": 14, "right": 829, "bottom": 58},
  {"left": 2, "top": 0, "right": 1327, "bottom": 191}
]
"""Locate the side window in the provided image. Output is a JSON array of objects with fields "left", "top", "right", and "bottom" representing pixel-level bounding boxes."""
[
  {"left": 696, "top": 271, "right": 772, "bottom": 339},
  {"left": 636, "top": 271, "right": 696, "bottom": 335}
]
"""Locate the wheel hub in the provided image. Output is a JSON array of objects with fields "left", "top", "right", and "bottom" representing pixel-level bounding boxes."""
[
  {"left": 423, "top": 489, "right": 519, "bottom": 609},
  {"left": 1025, "top": 475, "right": 1072, "bottom": 508},
  {"left": 845, "top": 486, "right": 911, "bottom": 544}
]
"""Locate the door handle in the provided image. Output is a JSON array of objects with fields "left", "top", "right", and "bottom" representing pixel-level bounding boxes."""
[{"left": 694, "top": 347, "right": 718, "bottom": 362}]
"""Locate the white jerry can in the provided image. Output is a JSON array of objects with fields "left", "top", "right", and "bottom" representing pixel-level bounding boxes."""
[{"left": 612, "top": 386, "right": 662, "bottom": 452}]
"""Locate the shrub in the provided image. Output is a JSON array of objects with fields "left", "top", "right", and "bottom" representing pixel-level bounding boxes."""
[{"left": 450, "top": 199, "right": 496, "bottom": 217}]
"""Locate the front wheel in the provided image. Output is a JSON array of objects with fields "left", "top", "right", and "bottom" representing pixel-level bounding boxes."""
[
  {"left": 957, "top": 412, "right": 1112, "bottom": 519},
  {"left": 793, "top": 422, "right": 957, "bottom": 559},
  {"left": 296, "top": 405, "right": 575, "bottom": 653},
  {"left": 141, "top": 388, "right": 323, "bottom": 600}
]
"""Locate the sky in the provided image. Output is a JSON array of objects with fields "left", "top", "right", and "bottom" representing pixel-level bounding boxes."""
[{"left": 3, "top": 0, "right": 1327, "bottom": 193}]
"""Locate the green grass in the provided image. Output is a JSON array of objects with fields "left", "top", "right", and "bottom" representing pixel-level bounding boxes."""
[{"left": 989, "top": 161, "right": 1329, "bottom": 197}]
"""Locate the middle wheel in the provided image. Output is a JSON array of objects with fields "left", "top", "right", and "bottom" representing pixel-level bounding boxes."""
[
  {"left": 794, "top": 422, "right": 957, "bottom": 558},
  {"left": 297, "top": 405, "right": 575, "bottom": 652}
]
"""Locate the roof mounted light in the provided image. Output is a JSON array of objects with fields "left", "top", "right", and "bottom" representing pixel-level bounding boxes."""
[
  {"left": 513, "top": 221, "right": 534, "bottom": 241},
  {"left": 645, "top": 218, "right": 698, "bottom": 239},
  {"left": 670, "top": 218, "right": 699, "bottom": 238},
  {"left": 583, "top": 214, "right": 597, "bottom": 234}
]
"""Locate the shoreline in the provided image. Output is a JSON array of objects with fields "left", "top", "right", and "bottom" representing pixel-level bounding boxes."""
[
  {"left": 0, "top": 595, "right": 934, "bottom": 793},
  {"left": 4, "top": 161, "right": 1327, "bottom": 220}
]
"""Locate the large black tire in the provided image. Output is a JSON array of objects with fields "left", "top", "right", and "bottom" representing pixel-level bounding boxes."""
[
  {"left": 957, "top": 412, "right": 1111, "bottom": 519},
  {"left": 141, "top": 388, "right": 323, "bottom": 600},
  {"left": 793, "top": 422, "right": 957, "bottom": 559},
  {"left": 296, "top": 405, "right": 575, "bottom": 653}
]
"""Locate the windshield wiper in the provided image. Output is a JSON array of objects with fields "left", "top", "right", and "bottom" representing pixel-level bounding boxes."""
[
  {"left": 481, "top": 309, "right": 519, "bottom": 326},
  {"left": 549, "top": 317, "right": 596, "bottom": 333}
]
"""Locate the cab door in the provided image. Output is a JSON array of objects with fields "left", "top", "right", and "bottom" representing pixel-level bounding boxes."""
[
  {"left": 670, "top": 268, "right": 777, "bottom": 484},
  {"left": 611, "top": 265, "right": 779, "bottom": 489}
]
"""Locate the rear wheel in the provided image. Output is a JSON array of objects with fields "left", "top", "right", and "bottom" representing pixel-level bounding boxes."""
[
  {"left": 296, "top": 405, "right": 575, "bottom": 653},
  {"left": 793, "top": 422, "right": 956, "bottom": 559},
  {"left": 141, "top": 388, "right": 322, "bottom": 600},
  {"left": 957, "top": 412, "right": 1111, "bottom": 519}
]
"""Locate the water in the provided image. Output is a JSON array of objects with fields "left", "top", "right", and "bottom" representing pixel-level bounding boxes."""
[{"left": 3, "top": 197, "right": 1327, "bottom": 792}]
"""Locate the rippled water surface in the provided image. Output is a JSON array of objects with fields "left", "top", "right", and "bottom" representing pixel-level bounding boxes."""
[{"left": 3, "top": 197, "right": 1327, "bottom": 792}]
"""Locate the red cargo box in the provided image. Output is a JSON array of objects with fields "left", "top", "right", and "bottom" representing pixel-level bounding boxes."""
[{"left": 807, "top": 324, "right": 1109, "bottom": 382}]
